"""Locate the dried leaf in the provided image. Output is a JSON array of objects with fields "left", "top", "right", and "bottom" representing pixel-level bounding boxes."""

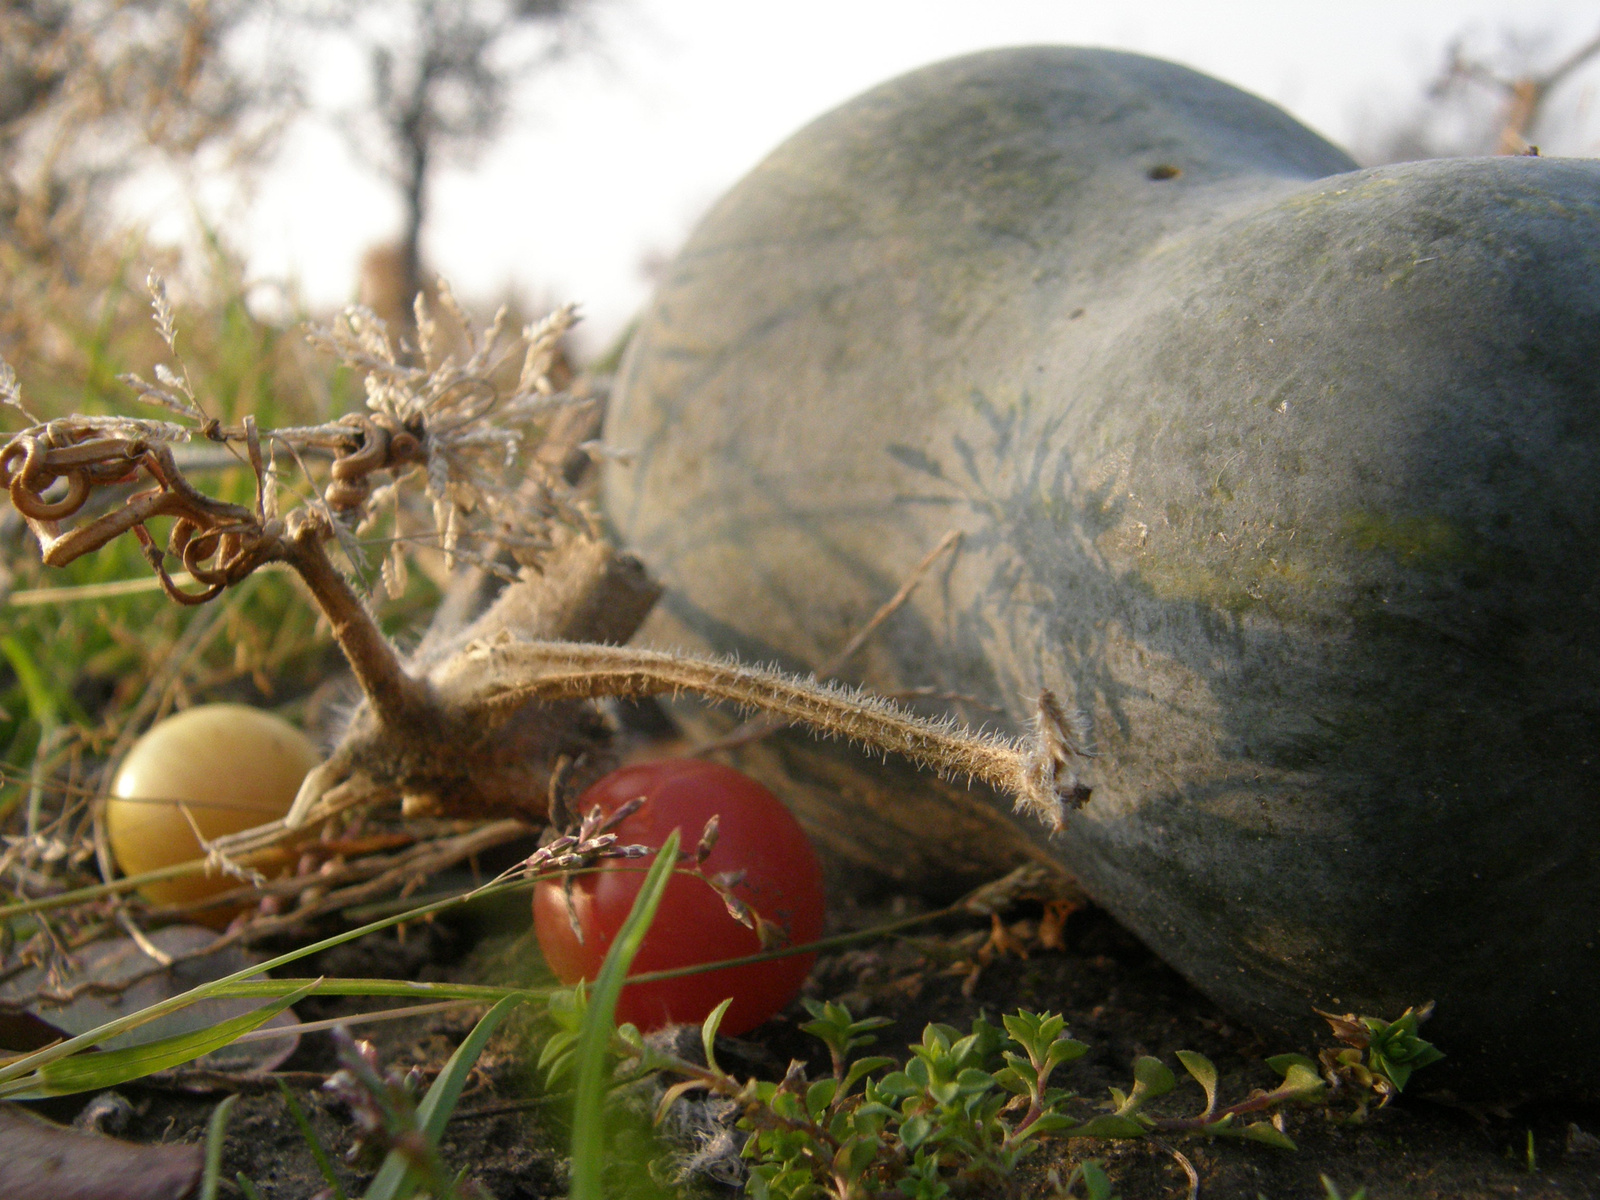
[
  {"left": 1314, "top": 1008, "right": 1371, "bottom": 1049},
  {"left": 0, "top": 1104, "right": 202, "bottom": 1200},
  {"left": 0, "top": 925, "right": 300, "bottom": 1075}
]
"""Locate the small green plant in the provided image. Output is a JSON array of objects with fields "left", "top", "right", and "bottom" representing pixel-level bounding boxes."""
[
  {"left": 262, "top": 994, "right": 526, "bottom": 1200},
  {"left": 1314, "top": 1003, "right": 1444, "bottom": 1113},
  {"left": 1060, "top": 1159, "right": 1118, "bottom": 1200},
  {"left": 1319, "top": 1175, "right": 1367, "bottom": 1200},
  {"left": 601, "top": 998, "right": 1441, "bottom": 1200}
]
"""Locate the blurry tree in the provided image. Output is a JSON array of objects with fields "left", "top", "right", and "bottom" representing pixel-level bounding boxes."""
[
  {"left": 1359, "top": 23, "right": 1600, "bottom": 163},
  {"left": 303, "top": 0, "right": 595, "bottom": 332},
  {"left": 1435, "top": 25, "right": 1600, "bottom": 155},
  {"left": 0, "top": 0, "right": 295, "bottom": 251},
  {"left": 0, "top": 0, "right": 297, "bottom": 396}
]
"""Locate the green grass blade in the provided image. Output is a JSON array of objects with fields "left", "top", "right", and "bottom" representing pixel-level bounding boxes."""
[
  {"left": 414, "top": 995, "right": 524, "bottom": 1143},
  {"left": 363, "top": 993, "right": 525, "bottom": 1200},
  {"left": 570, "top": 831, "right": 680, "bottom": 1200},
  {"left": 0, "top": 979, "right": 319, "bottom": 1099},
  {"left": 278, "top": 1080, "right": 348, "bottom": 1200},
  {"left": 0, "top": 883, "right": 529, "bottom": 1088},
  {"left": 0, "top": 883, "right": 948, "bottom": 1099},
  {"left": 236, "top": 1175, "right": 265, "bottom": 1200},
  {"left": 207, "top": 978, "right": 540, "bottom": 1004},
  {"left": 0, "top": 634, "right": 61, "bottom": 727},
  {"left": 0, "top": 859, "right": 232, "bottom": 920},
  {"left": 200, "top": 1094, "right": 239, "bottom": 1200}
]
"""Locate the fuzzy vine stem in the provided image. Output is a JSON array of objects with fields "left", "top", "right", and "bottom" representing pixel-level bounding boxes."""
[{"left": 437, "top": 640, "right": 1094, "bottom": 831}]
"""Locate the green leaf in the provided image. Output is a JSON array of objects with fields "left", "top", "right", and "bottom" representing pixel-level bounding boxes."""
[
  {"left": 364, "top": 992, "right": 524, "bottom": 1200},
  {"left": 235, "top": 1176, "right": 265, "bottom": 1200},
  {"left": 999, "top": 1011, "right": 1066, "bottom": 1062},
  {"left": 1235, "top": 1121, "right": 1297, "bottom": 1151},
  {"left": 993, "top": 1065, "right": 1032, "bottom": 1095},
  {"left": 537, "top": 1027, "right": 579, "bottom": 1088},
  {"left": 0, "top": 980, "right": 318, "bottom": 1099},
  {"left": 200, "top": 1095, "right": 239, "bottom": 1200},
  {"left": 1132, "top": 1056, "right": 1175, "bottom": 1097},
  {"left": 876, "top": 1069, "right": 917, "bottom": 1099},
  {"left": 568, "top": 832, "right": 680, "bottom": 1200},
  {"left": 1074, "top": 1159, "right": 1118, "bottom": 1200},
  {"left": 1175, "top": 1049, "right": 1218, "bottom": 1113},
  {"left": 1265, "top": 1052, "right": 1318, "bottom": 1077},
  {"left": 1319, "top": 1173, "right": 1369, "bottom": 1200},
  {"left": 842, "top": 1056, "right": 895, "bottom": 1094},
  {"left": 834, "top": 1136, "right": 879, "bottom": 1179},
  {"left": 1378, "top": 1058, "right": 1415, "bottom": 1091},
  {"left": 701, "top": 996, "right": 734, "bottom": 1074},
  {"left": 1365, "top": 1010, "right": 1443, "bottom": 1092},
  {"left": 905, "top": 1057, "right": 932, "bottom": 1088},
  {"left": 1111, "top": 1056, "right": 1174, "bottom": 1115},
  {"left": 1264, "top": 1054, "right": 1326, "bottom": 1102},
  {"left": 901, "top": 1113, "right": 934, "bottom": 1150},
  {"left": 1065, "top": 1114, "right": 1148, "bottom": 1139},
  {"left": 805, "top": 1078, "right": 839, "bottom": 1119},
  {"left": 955, "top": 1067, "right": 997, "bottom": 1096},
  {"left": 1011, "top": 1111, "right": 1078, "bottom": 1142},
  {"left": 1045, "top": 1038, "right": 1090, "bottom": 1071}
]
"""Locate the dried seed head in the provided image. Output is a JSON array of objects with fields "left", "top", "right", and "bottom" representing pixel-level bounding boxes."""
[
  {"left": 716, "top": 888, "right": 753, "bottom": 929},
  {"left": 695, "top": 814, "right": 721, "bottom": 863},
  {"left": 599, "top": 795, "right": 647, "bottom": 834},
  {"left": 146, "top": 271, "right": 178, "bottom": 352},
  {"left": 755, "top": 916, "right": 788, "bottom": 950},
  {"left": 0, "top": 357, "right": 37, "bottom": 423}
]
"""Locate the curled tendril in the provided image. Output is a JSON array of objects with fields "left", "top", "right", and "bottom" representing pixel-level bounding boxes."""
[
  {"left": 322, "top": 412, "right": 429, "bottom": 514},
  {"left": 1, "top": 432, "right": 136, "bottom": 521},
  {"left": 1, "top": 423, "right": 268, "bottom": 600}
]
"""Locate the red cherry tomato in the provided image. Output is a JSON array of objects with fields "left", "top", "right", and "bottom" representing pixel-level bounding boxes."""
[{"left": 533, "top": 760, "right": 825, "bottom": 1036}]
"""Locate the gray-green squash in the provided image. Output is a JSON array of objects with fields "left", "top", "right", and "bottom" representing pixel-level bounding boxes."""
[{"left": 603, "top": 46, "right": 1600, "bottom": 1096}]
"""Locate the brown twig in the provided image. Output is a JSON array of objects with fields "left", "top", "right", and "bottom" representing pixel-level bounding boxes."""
[{"left": 1438, "top": 24, "right": 1600, "bottom": 153}]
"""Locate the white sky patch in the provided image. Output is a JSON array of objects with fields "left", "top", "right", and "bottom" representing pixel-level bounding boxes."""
[{"left": 114, "top": 0, "right": 1600, "bottom": 353}]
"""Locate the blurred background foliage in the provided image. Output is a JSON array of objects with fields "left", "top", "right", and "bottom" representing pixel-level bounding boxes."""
[{"left": 0, "top": 1, "right": 599, "bottom": 829}]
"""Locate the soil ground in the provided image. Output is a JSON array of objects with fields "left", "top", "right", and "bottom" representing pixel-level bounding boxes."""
[{"left": 30, "top": 881, "right": 1600, "bottom": 1200}]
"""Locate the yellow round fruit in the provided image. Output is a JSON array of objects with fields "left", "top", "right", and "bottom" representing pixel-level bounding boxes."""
[{"left": 108, "top": 704, "right": 321, "bottom": 919}]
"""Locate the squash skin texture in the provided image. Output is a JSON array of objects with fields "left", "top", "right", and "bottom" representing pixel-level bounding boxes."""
[{"left": 604, "top": 46, "right": 1600, "bottom": 1095}]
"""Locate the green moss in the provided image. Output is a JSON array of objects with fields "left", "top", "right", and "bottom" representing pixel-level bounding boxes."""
[
  {"left": 1341, "top": 511, "right": 1466, "bottom": 569},
  {"left": 1136, "top": 550, "right": 1325, "bottom": 617}
]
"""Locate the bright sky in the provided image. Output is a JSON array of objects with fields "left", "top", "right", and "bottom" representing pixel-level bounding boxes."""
[{"left": 131, "top": 0, "right": 1600, "bottom": 355}]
